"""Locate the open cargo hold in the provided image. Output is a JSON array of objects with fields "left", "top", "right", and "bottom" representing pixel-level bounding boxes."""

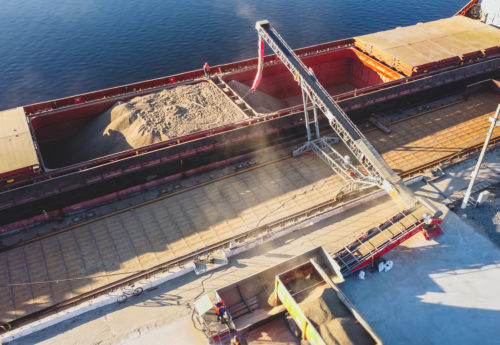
[
  {"left": 355, "top": 16, "right": 500, "bottom": 76},
  {"left": 30, "top": 47, "right": 403, "bottom": 169},
  {"left": 30, "top": 80, "right": 249, "bottom": 169},
  {"left": 222, "top": 47, "right": 402, "bottom": 113},
  {"left": 214, "top": 248, "right": 328, "bottom": 332}
]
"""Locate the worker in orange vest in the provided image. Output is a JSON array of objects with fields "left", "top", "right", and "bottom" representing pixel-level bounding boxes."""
[
  {"left": 214, "top": 299, "right": 226, "bottom": 322},
  {"left": 204, "top": 62, "right": 210, "bottom": 78}
]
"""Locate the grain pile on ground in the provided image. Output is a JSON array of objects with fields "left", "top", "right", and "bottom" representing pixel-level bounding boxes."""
[
  {"left": 55, "top": 82, "right": 247, "bottom": 165},
  {"left": 299, "top": 285, "right": 373, "bottom": 345},
  {"left": 228, "top": 80, "right": 288, "bottom": 113}
]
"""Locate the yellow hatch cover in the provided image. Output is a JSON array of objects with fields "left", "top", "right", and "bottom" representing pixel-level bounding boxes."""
[
  {"left": 355, "top": 16, "right": 500, "bottom": 76},
  {"left": 0, "top": 107, "right": 39, "bottom": 176}
]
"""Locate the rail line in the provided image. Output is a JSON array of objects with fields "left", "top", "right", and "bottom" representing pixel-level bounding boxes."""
[{"left": 1, "top": 89, "right": 499, "bottom": 334}]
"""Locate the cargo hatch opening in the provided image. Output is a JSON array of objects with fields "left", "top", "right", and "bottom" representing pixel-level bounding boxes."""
[
  {"left": 222, "top": 47, "right": 402, "bottom": 114},
  {"left": 30, "top": 80, "right": 249, "bottom": 169}
]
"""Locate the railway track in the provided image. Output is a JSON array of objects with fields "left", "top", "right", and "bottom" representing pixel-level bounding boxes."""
[{"left": 1, "top": 89, "right": 499, "bottom": 334}]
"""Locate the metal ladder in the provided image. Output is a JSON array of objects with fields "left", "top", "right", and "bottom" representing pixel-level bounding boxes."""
[{"left": 213, "top": 77, "right": 257, "bottom": 117}]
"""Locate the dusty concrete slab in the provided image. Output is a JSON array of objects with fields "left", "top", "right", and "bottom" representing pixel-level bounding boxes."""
[
  {"left": 118, "top": 315, "right": 206, "bottom": 345},
  {"left": 458, "top": 182, "right": 500, "bottom": 246},
  {"left": 339, "top": 148, "right": 500, "bottom": 345},
  {"left": 340, "top": 208, "right": 500, "bottom": 345}
]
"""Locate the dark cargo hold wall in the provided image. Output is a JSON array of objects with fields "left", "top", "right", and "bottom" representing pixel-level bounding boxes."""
[
  {"left": 31, "top": 108, "right": 106, "bottom": 168},
  {"left": 222, "top": 48, "right": 402, "bottom": 113},
  {"left": 30, "top": 96, "right": 137, "bottom": 169}
]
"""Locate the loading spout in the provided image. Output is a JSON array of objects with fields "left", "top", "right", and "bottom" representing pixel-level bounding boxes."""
[{"left": 254, "top": 20, "right": 416, "bottom": 209}]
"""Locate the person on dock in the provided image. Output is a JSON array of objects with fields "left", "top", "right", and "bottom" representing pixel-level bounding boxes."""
[
  {"left": 214, "top": 299, "right": 226, "bottom": 322},
  {"left": 203, "top": 62, "right": 210, "bottom": 78}
]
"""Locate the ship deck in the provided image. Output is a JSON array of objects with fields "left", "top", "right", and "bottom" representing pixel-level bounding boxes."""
[
  {"left": 366, "top": 90, "right": 500, "bottom": 173},
  {"left": 1, "top": 88, "right": 499, "bottom": 322}
]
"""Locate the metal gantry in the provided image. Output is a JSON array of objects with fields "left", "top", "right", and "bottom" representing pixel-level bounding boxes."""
[
  {"left": 254, "top": 20, "right": 415, "bottom": 206},
  {"left": 293, "top": 83, "right": 378, "bottom": 191}
]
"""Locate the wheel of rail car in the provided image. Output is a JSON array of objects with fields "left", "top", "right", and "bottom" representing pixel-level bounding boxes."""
[
  {"left": 133, "top": 287, "right": 144, "bottom": 296},
  {"left": 286, "top": 315, "right": 301, "bottom": 339},
  {"left": 117, "top": 294, "right": 128, "bottom": 303}
]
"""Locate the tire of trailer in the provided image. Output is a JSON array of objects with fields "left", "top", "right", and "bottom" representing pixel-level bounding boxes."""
[{"left": 286, "top": 315, "right": 301, "bottom": 339}]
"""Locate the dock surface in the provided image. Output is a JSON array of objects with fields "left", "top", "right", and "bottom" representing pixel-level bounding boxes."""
[{"left": 367, "top": 91, "right": 500, "bottom": 173}]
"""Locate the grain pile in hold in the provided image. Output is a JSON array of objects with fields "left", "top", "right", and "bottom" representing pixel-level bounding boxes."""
[
  {"left": 227, "top": 80, "right": 288, "bottom": 113},
  {"left": 56, "top": 82, "right": 248, "bottom": 166},
  {"left": 299, "top": 285, "right": 373, "bottom": 345}
]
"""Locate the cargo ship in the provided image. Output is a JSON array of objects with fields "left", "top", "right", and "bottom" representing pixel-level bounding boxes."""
[{"left": 0, "top": 0, "right": 499, "bottom": 231}]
